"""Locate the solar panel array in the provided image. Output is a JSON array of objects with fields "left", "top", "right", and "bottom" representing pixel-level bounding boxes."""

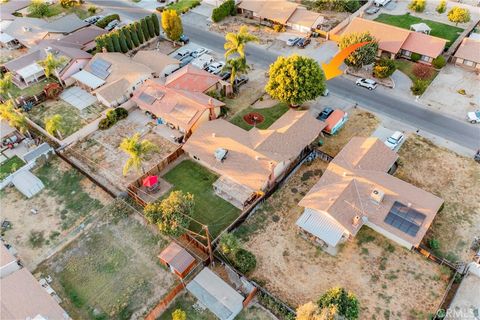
[
  {"left": 138, "top": 92, "right": 156, "bottom": 105},
  {"left": 384, "top": 201, "right": 426, "bottom": 237},
  {"left": 90, "top": 58, "right": 111, "bottom": 80}
]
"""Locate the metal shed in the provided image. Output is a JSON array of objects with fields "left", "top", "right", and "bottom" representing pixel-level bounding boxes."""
[
  {"left": 11, "top": 170, "right": 44, "bottom": 198},
  {"left": 186, "top": 267, "right": 244, "bottom": 320},
  {"left": 296, "top": 208, "right": 347, "bottom": 247},
  {"left": 158, "top": 242, "right": 196, "bottom": 279}
]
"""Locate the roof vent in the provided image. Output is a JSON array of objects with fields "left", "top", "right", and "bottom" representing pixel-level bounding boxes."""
[
  {"left": 352, "top": 215, "right": 361, "bottom": 227},
  {"left": 371, "top": 188, "right": 385, "bottom": 204},
  {"left": 214, "top": 148, "right": 228, "bottom": 162}
]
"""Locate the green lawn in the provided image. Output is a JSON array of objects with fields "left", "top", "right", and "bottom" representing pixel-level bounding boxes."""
[
  {"left": 394, "top": 59, "right": 438, "bottom": 94},
  {"left": 166, "top": 0, "right": 200, "bottom": 13},
  {"left": 27, "top": 3, "right": 90, "bottom": 19},
  {"left": 0, "top": 156, "right": 25, "bottom": 180},
  {"left": 162, "top": 160, "right": 241, "bottom": 238},
  {"left": 375, "top": 14, "right": 464, "bottom": 48},
  {"left": 8, "top": 78, "right": 57, "bottom": 99},
  {"left": 229, "top": 102, "right": 289, "bottom": 131}
]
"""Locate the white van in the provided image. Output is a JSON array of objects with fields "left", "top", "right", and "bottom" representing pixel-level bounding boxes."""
[{"left": 191, "top": 54, "right": 214, "bottom": 69}]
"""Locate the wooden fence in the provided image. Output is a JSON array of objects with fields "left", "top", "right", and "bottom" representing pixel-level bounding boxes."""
[{"left": 144, "top": 282, "right": 186, "bottom": 320}]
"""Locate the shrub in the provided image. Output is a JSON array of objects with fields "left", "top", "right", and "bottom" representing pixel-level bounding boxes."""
[
  {"left": 432, "top": 55, "right": 446, "bottom": 69},
  {"left": 135, "top": 21, "right": 145, "bottom": 44},
  {"left": 220, "top": 233, "right": 240, "bottom": 255},
  {"left": 145, "top": 15, "right": 156, "bottom": 38},
  {"left": 114, "top": 107, "right": 128, "bottom": 120},
  {"left": 106, "top": 109, "right": 118, "bottom": 122},
  {"left": 411, "top": 79, "right": 428, "bottom": 95},
  {"left": 60, "top": 0, "right": 78, "bottom": 8},
  {"left": 273, "top": 24, "right": 285, "bottom": 32},
  {"left": 408, "top": 0, "right": 426, "bottom": 12},
  {"left": 172, "top": 309, "right": 186, "bottom": 320},
  {"left": 141, "top": 18, "right": 151, "bottom": 41},
  {"left": 28, "top": 0, "right": 50, "bottom": 17},
  {"left": 211, "top": 0, "right": 235, "bottom": 22},
  {"left": 344, "top": 0, "right": 361, "bottom": 13},
  {"left": 412, "top": 63, "right": 433, "bottom": 79},
  {"left": 436, "top": 0, "right": 446, "bottom": 14},
  {"left": 111, "top": 32, "right": 122, "bottom": 52},
  {"left": 151, "top": 13, "right": 160, "bottom": 36},
  {"left": 428, "top": 238, "right": 440, "bottom": 250},
  {"left": 410, "top": 52, "right": 421, "bottom": 62},
  {"left": 233, "top": 248, "right": 256, "bottom": 274},
  {"left": 457, "top": 89, "right": 466, "bottom": 95},
  {"left": 373, "top": 58, "right": 396, "bottom": 78},
  {"left": 98, "top": 117, "right": 113, "bottom": 130},
  {"left": 258, "top": 291, "right": 296, "bottom": 320},
  {"left": 88, "top": 5, "right": 97, "bottom": 14},
  {"left": 317, "top": 287, "right": 359, "bottom": 320},
  {"left": 96, "top": 14, "right": 120, "bottom": 28}
]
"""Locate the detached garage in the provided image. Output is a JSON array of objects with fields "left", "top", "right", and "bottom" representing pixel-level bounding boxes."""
[{"left": 11, "top": 170, "right": 44, "bottom": 198}]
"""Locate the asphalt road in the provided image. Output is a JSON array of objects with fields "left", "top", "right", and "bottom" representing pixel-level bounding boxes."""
[{"left": 89, "top": 0, "right": 480, "bottom": 150}]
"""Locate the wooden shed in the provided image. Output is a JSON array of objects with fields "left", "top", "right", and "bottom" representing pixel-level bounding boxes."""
[{"left": 158, "top": 242, "right": 196, "bottom": 279}]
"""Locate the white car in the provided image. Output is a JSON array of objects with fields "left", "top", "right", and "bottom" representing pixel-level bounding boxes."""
[
  {"left": 206, "top": 61, "right": 225, "bottom": 74},
  {"left": 191, "top": 47, "right": 209, "bottom": 58},
  {"left": 466, "top": 110, "right": 480, "bottom": 124},
  {"left": 286, "top": 37, "right": 301, "bottom": 46},
  {"left": 174, "top": 49, "right": 191, "bottom": 61},
  {"left": 105, "top": 19, "right": 120, "bottom": 31},
  {"left": 356, "top": 78, "right": 378, "bottom": 90},
  {"left": 191, "top": 54, "right": 214, "bottom": 69},
  {"left": 384, "top": 131, "right": 405, "bottom": 150}
]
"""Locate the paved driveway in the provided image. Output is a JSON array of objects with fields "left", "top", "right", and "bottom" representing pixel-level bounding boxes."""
[{"left": 60, "top": 86, "right": 96, "bottom": 110}]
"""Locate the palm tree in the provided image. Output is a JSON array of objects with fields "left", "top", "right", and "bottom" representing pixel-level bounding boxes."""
[
  {"left": 45, "top": 114, "right": 65, "bottom": 139},
  {"left": 0, "top": 101, "right": 31, "bottom": 137},
  {"left": 224, "top": 26, "right": 258, "bottom": 59},
  {"left": 223, "top": 57, "right": 250, "bottom": 87},
  {"left": 38, "top": 53, "right": 68, "bottom": 86},
  {"left": 119, "top": 133, "right": 159, "bottom": 176},
  {"left": 0, "top": 72, "right": 13, "bottom": 99}
]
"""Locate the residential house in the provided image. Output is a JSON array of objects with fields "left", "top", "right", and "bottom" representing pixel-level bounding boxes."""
[
  {"left": 164, "top": 64, "right": 228, "bottom": 94},
  {"left": 71, "top": 52, "right": 153, "bottom": 107},
  {"left": 132, "top": 50, "right": 180, "bottom": 78},
  {"left": 58, "top": 25, "right": 108, "bottom": 52},
  {"left": 183, "top": 110, "right": 326, "bottom": 209},
  {"left": 297, "top": 137, "right": 443, "bottom": 254},
  {"left": 41, "top": 14, "right": 89, "bottom": 35},
  {"left": 132, "top": 79, "right": 224, "bottom": 135},
  {"left": 1, "top": 243, "right": 70, "bottom": 319},
  {"left": 453, "top": 34, "right": 480, "bottom": 70},
  {"left": 0, "top": 0, "right": 30, "bottom": 21},
  {"left": 238, "top": 0, "right": 323, "bottom": 33},
  {"left": 341, "top": 18, "right": 447, "bottom": 64}
]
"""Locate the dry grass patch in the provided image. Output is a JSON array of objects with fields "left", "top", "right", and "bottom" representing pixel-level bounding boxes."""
[
  {"left": 319, "top": 108, "right": 379, "bottom": 156},
  {"left": 396, "top": 135, "right": 480, "bottom": 262}
]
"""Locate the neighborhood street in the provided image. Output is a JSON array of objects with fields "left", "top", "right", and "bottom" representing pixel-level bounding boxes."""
[{"left": 89, "top": 0, "right": 480, "bottom": 150}]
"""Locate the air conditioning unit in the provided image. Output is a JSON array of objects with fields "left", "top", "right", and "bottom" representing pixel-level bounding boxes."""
[
  {"left": 371, "top": 188, "right": 385, "bottom": 204},
  {"left": 352, "top": 215, "right": 361, "bottom": 227}
]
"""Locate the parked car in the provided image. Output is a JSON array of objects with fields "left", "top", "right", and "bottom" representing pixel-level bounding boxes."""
[
  {"left": 105, "top": 19, "right": 120, "bottom": 31},
  {"left": 206, "top": 61, "right": 225, "bottom": 74},
  {"left": 466, "top": 110, "right": 480, "bottom": 124},
  {"left": 286, "top": 37, "right": 301, "bottom": 46},
  {"left": 475, "top": 150, "right": 480, "bottom": 163},
  {"left": 84, "top": 15, "right": 103, "bottom": 24},
  {"left": 114, "top": 22, "right": 127, "bottom": 30},
  {"left": 180, "top": 34, "right": 189, "bottom": 44},
  {"left": 384, "top": 131, "right": 405, "bottom": 150},
  {"left": 316, "top": 107, "right": 334, "bottom": 122},
  {"left": 297, "top": 37, "right": 311, "bottom": 48},
  {"left": 356, "top": 78, "right": 378, "bottom": 90},
  {"left": 174, "top": 49, "right": 192, "bottom": 61},
  {"left": 374, "top": 0, "right": 391, "bottom": 6},
  {"left": 179, "top": 55, "right": 194, "bottom": 67},
  {"left": 191, "top": 47, "right": 209, "bottom": 58},
  {"left": 192, "top": 54, "right": 214, "bottom": 69},
  {"left": 233, "top": 75, "right": 249, "bottom": 89},
  {"left": 321, "top": 88, "right": 329, "bottom": 96},
  {"left": 365, "top": 6, "right": 380, "bottom": 14},
  {"left": 219, "top": 71, "right": 231, "bottom": 81}
]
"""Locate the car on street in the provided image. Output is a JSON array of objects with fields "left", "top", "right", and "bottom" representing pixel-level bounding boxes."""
[
  {"left": 475, "top": 150, "right": 480, "bottom": 163},
  {"left": 365, "top": 6, "right": 380, "bottom": 14},
  {"left": 321, "top": 88, "right": 329, "bottom": 96},
  {"left": 174, "top": 49, "right": 192, "bottom": 61},
  {"left": 219, "top": 71, "right": 231, "bottom": 81},
  {"left": 179, "top": 55, "right": 194, "bottom": 67},
  {"left": 233, "top": 75, "right": 249, "bottom": 89},
  {"left": 286, "top": 37, "right": 301, "bottom": 46},
  {"left": 316, "top": 107, "right": 334, "bottom": 121},
  {"left": 192, "top": 54, "right": 214, "bottom": 69},
  {"left": 384, "top": 131, "right": 405, "bottom": 150},
  {"left": 105, "top": 19, "right": 120, "bottom": 31},
  {"left": 297, "top": 37, "right": 311, "bottom": 48},
  {"left": 206, "top": 61, "right": 225, "bottom": 74},
  {"left": 191, "top": 47, "right": 209, "bottom": 58},
  {"left": 356, "top": 78, "right": 378, "bottom": 90},
  {"left": 180, "top": 34, "right": 189, "bottom": 44},
  {"left": 84, "top": 15, "right": 103, "bottom": 24},
  {"left": 466, "top": 110, "right": 480, "bottom": 124}
]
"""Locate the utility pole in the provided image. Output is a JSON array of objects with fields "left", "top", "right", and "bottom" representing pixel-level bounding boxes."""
[{"left": 203, "top": 225, "right": 214, "bottom": 266}]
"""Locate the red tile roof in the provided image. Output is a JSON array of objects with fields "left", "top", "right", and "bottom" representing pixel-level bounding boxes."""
[{"left": 165, "top": 65, "right": 221, "bottom": 92}]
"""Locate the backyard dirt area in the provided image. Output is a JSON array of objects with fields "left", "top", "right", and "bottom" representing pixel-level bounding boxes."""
[
  {"left": 318, "top": 108, "right": 380, "bottom": 156},
  {"left": 0, "top": 157, "right": 111, "bottom": 270},
  {"left": 235, "top": 157, "right": 450, "bottom": 319},
  {"left": 210, "top": 16, "right": 279, "bottom": 45},
  {"left": 67, "top": 108, "right": 177, "bottom": 193},
  {"left": 36, "top": 201, "right": 177, "bottom": 320},
  {"left": 396, "top": 135, "right": 480, "bottom": 262}
]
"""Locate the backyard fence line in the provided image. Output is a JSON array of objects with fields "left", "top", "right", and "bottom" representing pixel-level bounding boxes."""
[
  {"left": 413, "top": 245, "right": 463, "bottom": 272},
  {"left": 144, "top": 282, "right": 186, "bottom": 320},
  {"left": 433, "top": 270, "right": 462, "bottom": 320}
]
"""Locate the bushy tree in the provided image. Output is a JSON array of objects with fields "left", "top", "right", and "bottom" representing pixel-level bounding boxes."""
[
  {"left": 144, "top": 190, "right": 194, "bottom": 236},
  {"left": 88, "top": 5, "right": 97, "bottom": 14},
  {"left": 265, "top": 55, "right": 326, "bottom": 107},
  {"left": 224, "top": 25, "right": 258, "bottom": 59},
  {"left": 432, "top": 55, "right": 446, "bottom": 69},
  {"left": 412, "top": 63, "right": 433, "bottom": 79},
  {"left": 96, "top": 14, "right": 120, "bottom": 28},
  {"left": 119, "top": 133, "right": 158, "bottom": 175},
  {"left": 141, "top": 18, "right": 151, "bottom": 41},
  {"left": 95, "top": 35, "right": 106, "bottom": 52},
  {"left": 105, "top": 35, "right": 115, "bottom": 52},
  {"left": 297, "top": 302, "right": 340, "bottom": 320},
  {"left": 122, "top": 28, "right": 133, "bottom": 50},
  {"left": 317, "top": 287, "right": 359, "bottom": 320},
  {"left": 436, "top": 0, "right": 447, "bottom": 14},
  {"left": 118, "top": 30, "right": 128, "bottom": 53},
  {"left": 111, "top": 32, "right": 121, "bottom": 52},
  {"left": 129, "top": 25, "right": 140, "bottom": 47},
  {"left": 0, "top": 101, "right": 30, "bottom": 135},
  {"left": 28, "top": 0, "right": 50, "bottom": 17},
  {"left": 151, "top": 13, "right": 160, "bottom": 36},
  {"left": 448, "top": 7, "right": 470, "bottom": 25},
  {"left": 211, "top": 0, "right": 235, "bottom": 22},
  {"left": 172, "top": 309, "right": 187, "bottom": 320},
  {"left": 408, "top": 0, "right": 426, "bottom": 12},
  {"left": 219, "top": 233, "right": 240, "bottom": 255},
  {"left": 411, "top": 79, "right": 428, "bottom": 95},
  {"left": 134, "top": 22, "right": 145, "bottom": 44},
  {"left": 45, "top": 114, "right": 66, "bottom": 139},
  {"left": 0, "top": 72, "right": 13, "bottom": 97},
  {"left": 233, "top": 248, "right": 256, "bottom": 274},
  {"left": 145, "top": 15, "right": 155, "bottom": 38},
  {"left": 373, "top": 58, "right": 396, "bottom": 78},
  {"left": 338, "top": 32, "right": 378, "bottom": 69},
  {"left": 161, "top": 9, "right": 183, "bottom": 42}
]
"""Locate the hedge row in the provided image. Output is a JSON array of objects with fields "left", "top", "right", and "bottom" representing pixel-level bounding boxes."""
[
  {"left": 99, "top": 108, "right": 128, "bottom": 130},
  {"left": 96, "top": 14, "right": 120, "bottom": 29},
  {"left": 211, "top": 0, "right": 236, "bottom": 23},
  {"left": 95, "top": 14, "right": 160, "bottom": 53}
]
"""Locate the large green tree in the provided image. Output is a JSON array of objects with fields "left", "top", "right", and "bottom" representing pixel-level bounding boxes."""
[
  {"left": 0, "top": 101, "right": 30, "bottom": 136},
  {"left": 317, "top": 287, "right": 359, "bottom": 320},
  {"left": 224, "top": 25, "right": 258, "bottom": 59},
  {"left": 105, "top": 35, "right": 115, "bottom": 52},
  {"left": 123, "top": 27, "right": 133, "bottom": 50},
  {"left": 338, "top": 32, "right": 378, "bottom": 69},
  {"left": 265, "top": 55, "right": 326, "bottom": 107},
  {"left": 129, "top": 25, "right": 140, "bottom": 47},
  {"left": 118, "top": 30, "right": 128, "bottom": 53},
  {"left": 45, "top": 114, "right": 66, "bottom": 139},
  {"left": 144, "top": 190, "right": 194, "bottom": 236},
  {"left": 111, "top": 32, "right": 122, "bottom": 52},
  {"left": 145, "top": 15, "right": 155, "bottom": 38},
  {"left": 119, "top": 133, "right": 158, "bottom": 176},
  {"left": 141, "top": 18, "right": 151, "bottom": 41},
  {"left": 161, "top": 9, "right": 183, "bottom": 42},
  {"left": 151, "top": 13, "right": 160, "bottom": 36},
  {"left": 28, "top": 0, "right": 50, "bottom": 17},
  {"left": 448, "top": 6, "right": 471, "bottom": 25},
  {"left": 134, "top": 21, "right": 145, "bottom": 44}
]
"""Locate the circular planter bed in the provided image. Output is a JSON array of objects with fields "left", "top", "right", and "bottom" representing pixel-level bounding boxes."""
[{"left": 243, "top": 112, "right": 265, "bottom": 126}]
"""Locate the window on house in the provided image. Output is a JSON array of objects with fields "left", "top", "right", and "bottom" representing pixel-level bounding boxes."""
[
  {"left": 464, "top": 60, "right": 474, "bottom": 66},
  {"left": 421, "top": 55, "right": 430, "bottom": 62}
]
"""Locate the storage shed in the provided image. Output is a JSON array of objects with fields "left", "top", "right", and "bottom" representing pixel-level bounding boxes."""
[
  {"left": 158, "top": 242, "right": 196, "bottom": 279},
  {"left": 186, "top": 267, "right": 244, "bottom": 320},
  {"left": 11, "top": 170, "right": 44, "bottom": 198}
]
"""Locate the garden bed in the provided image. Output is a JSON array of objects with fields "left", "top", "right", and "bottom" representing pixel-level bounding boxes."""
[
  {"left": 394, "top": 59, "right": 439, "bottom": 95},
  {"left": 0, "top": 155, "right": 25, "bottom": 180},
  {"left": 164, "top": 0, "right": 200, "bottom": 14},
  {"left": 8, "top": 78, "right": 56, "bottom": 99},
  {"left": 229, "top": 102, "right": 289, "bottom": 131}
]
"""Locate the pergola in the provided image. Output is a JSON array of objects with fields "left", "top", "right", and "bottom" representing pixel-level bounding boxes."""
[{"left": 410, "top": 23, "right": 431, "bottom": 34}]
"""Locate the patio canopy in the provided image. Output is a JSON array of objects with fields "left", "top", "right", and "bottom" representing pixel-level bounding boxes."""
[
  {"left": 11, "top": 170, "right": 44, "bottom": 198},
  {"left": 143, "top": 175, "right": 158, "bottom": 187},
  {"left": 17, "top": 63, "right": 44, "bottom": 79},
  {"left": 296, "top": 208, "right": 346, "bottom": 247},
  {"left": 0, "top": 32, "right": 15, "bottom": 44},
  {"left": 410, "top": 23, "right": 431, "bottom": 34},
  {"left": 71, "top": 70, "right": 105, "bottom": 89}
]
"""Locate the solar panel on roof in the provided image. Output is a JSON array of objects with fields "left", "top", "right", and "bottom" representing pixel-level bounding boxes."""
[
  {"left": 139, "top": 92, "right": 156, "bottom": 105},
  {"left": 90, "top": 58, "right": 111, "bottom": 79},
  {"left": 384, "top": 202, "right": 426, "bottom": 237},
  {"left": 91, "top": 58, "right": 111, "bottom": 70}
]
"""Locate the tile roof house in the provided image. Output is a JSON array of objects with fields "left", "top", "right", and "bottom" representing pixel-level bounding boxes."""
[
  {"left": 58, "top": 25, "right": 108, "bottom": 51},
  {"left": 164, "top": 64, "right": 224, "bottom": 93},
  {"left": 1, "top": 243, "right": 70, "bottom": 320},
  {"left": 132, "top": 50, "right": 180, "bottom": 78},
  {"left": 297, "top": 137, "right": 443, "bottom": 254},
  {"left": 453, "top": 35, "right": 480, "bottom": 70},
  {"left": 238, "top": 0, "right": 323, "bottom": 33},
  {"left": 341, "top": 18, "right": 447, "bottom": 64},
  {"left": 132, "top": 79, "right": 224, "bottom": 135},
  {"left": 183, "top": 110, "right": 326, "bottom": 209},
  {"left": 41, "top": 14, "right": 89, "bottom": 34}
]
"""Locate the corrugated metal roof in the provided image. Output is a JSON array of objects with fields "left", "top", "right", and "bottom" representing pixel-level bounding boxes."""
[
  {"left": 296, "top": 208, "right": 346, "bottom": 247},
  {"left": 22, "top": 143, "right": 52, "bottom": 164},
  {"left": 72, "top": 70, "right": 105, "bottom": 89},
  {"left": 158, "top": 242, "right": 195, "bottom": 274}
]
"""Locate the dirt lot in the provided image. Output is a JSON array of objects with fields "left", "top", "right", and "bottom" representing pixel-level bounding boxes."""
[
  {"left": 0, "top": 157, "right": 111, "bottom": 270},
  {"left": 67, "top": 108, "right": 177, "bottom": 193},
  {"left": 236, "top": 158, "right": 449, "bottom": 319},
  {"left": 36, "top": 201, "right": 176, "bottom": 320},
  {"left": 210, "top": 16, "right": 279, "bottom": 45},
  {"left": 396, "top": 135, "right": 480, "bottom": 262}
]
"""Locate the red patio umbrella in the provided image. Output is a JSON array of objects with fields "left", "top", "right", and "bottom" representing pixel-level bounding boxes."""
[{"left": 143, "top": 175, "right": 158, "bottom": 188}]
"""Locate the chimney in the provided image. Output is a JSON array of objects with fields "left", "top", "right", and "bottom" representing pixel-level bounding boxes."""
[
  {"left": 352, "top": 215, "right": 361, "bottom": 227},
  {"left": 370, "top": 188, "right": 385, "bottom": 204}
]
